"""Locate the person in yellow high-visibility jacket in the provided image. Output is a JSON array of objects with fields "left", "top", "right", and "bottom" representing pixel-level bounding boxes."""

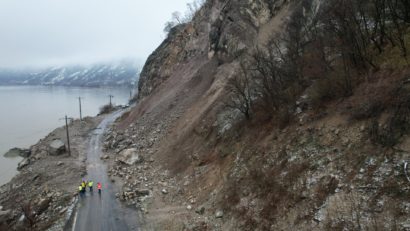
[
  {"left": 81, "top": 181, "right": 86, "bottom": 193},
  {"left": 78, "top": 185, "right": 83, "bottom": 197},
  {"left": 88, "top": 181, "right": 94, "bottom": 191}
]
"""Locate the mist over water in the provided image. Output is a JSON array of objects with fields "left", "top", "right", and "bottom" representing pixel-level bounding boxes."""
[{"left": 0, "top": 86, "right": 132, "bottom": 185}]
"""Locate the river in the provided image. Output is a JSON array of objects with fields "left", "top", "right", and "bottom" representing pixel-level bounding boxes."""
[{"left": 0, "top": 85, "right": 133, "bottom": 186}]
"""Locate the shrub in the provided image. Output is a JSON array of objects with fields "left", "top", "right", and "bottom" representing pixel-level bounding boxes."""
[
  {"left": 350, "top": 101, "right": 384, "bottom": 120},
  {"left": 99, "top": 104, "right": 114, "bottom": 115},
  {"left": 369, "top": 82, "right": 410, "bottom": 147}
]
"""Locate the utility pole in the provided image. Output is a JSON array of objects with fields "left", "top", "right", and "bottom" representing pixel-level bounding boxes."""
[
  {"left": 109, "top": 95, "right": 114, "bottom": 107},
  {"left": 64, "top": 115, "right": 71, "bottom": 156},
  {"left": 78, "top": 97, "right": 83, "bottom": 121}
]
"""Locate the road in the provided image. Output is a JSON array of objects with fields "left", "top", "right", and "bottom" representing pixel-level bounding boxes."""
[{"left": 71, "top": 110, "right": 139, "bottom": 231}]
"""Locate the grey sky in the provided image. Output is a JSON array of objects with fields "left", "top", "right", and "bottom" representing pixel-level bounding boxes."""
[{"left": 0, "top": 0, "right": 192, "bottom": 69}]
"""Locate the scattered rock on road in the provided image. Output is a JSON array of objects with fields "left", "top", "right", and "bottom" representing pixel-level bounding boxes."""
[{"left": 101, "top": 155, "right": 110, "bottom": 160}]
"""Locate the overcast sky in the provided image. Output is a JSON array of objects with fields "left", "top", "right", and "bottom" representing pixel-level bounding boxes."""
[{"left": 0, "top": 0, "right": 192, "bottom": 69}]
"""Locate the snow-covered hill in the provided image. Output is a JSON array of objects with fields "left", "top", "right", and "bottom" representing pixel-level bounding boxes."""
[{"left": 0, "top": 61, "right": 139, "bottom": 87}]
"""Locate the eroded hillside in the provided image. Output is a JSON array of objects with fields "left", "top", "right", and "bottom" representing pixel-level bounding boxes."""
[{"left": 106, "top": 0, "right": 410, "bottom": 230}]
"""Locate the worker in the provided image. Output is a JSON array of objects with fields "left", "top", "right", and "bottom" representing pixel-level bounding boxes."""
[
  {"left": 97, "top": 182, "right": 102, "bottom": 194},
  {"left": 88, "top": 180, "right": 94, "bottom": 191},
  {"left": 78, "top": 185, "right": 83, "bottom": 197},
  {"left": 81, "top": 181, "right": 87, "bottom": 194}
]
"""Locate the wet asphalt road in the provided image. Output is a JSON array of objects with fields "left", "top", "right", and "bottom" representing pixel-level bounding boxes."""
[{"left": 72, "top": 111, "right": 139, "bottom": 231}]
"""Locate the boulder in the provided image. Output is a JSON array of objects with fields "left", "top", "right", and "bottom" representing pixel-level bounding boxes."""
[
  {"left": 101, "top": 155, "right": 110, "bottom": 160},
  {"left": 36, "top": 198, "right": 51, "bottom": 215},
  {"left": 17, "top": 158, "right": 30, "bottom": 170},
  {"left": 0, "top": 209, "right": 11, "bottom": 224},
  {"left": 48, "top": 139, "right": 66, "bottom": 156},
  {"left": 118, "top": 148, "right": 142, "bottom": 165},
  {"left": 215, "top": 210, "right": 224, "bottom": 218},
  {"left": 195, "top": 207, "right": 205, "bottom": 215},
  {"left": 4, "top": 148, "right": 31, "bottom": 158},
  {"left": 135, "top": 189, "right": 150, "bottom": 196}
]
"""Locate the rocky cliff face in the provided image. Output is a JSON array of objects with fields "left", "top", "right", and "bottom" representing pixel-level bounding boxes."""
[
  {"left": 111, "top": 0, "right": 410, "bottom": 230},
  {"left": 137, "top": 0, "right": 289, "bottom": 99}
]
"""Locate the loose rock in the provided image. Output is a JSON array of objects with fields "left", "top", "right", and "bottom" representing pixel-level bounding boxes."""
[
  {"left": 17, "top": 158, "right": 30, "bottom": 170},
  {"left": 48, "top": 139, "right": 66, "bottom": 156},
  {"left": 215, "top": 210, "right": 224, "bottom": 218},
  {"left": 118, "top": 148, "right": 142, "bottom": 165}
]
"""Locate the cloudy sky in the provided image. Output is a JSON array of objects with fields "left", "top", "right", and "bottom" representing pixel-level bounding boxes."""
[{"left": 0, "top": 0, "right": 192, "bottom": 69}]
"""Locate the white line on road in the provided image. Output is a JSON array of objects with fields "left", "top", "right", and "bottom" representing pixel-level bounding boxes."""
[{"left": 72, "top": 206, "right": 78, "bottom": 231}]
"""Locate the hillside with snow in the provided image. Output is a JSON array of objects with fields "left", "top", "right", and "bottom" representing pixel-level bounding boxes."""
[{"left": 0, "top": 61, "right": 139, "bottom": 87}]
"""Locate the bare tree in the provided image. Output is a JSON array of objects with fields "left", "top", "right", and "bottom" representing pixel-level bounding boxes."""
[
  {"left": 386, "top": 0, "right": 408, "bottom": 57},
  {"left": 163, "top": 11, "right": 183, "bottom": 34},
  {"left": 164, "top": 0, "right": 206, "bottom": 34},
  {"left": 225, "top": 62, "right": 254, "bottom": 120},
  {"left": 185, "top": 0, "right": 206, "bottom": 21},
  {"left": 250, "top": 38, "right": 299, "bottom": 114}
]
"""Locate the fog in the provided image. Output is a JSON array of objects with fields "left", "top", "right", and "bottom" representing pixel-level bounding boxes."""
[{"left": 0, "top": 0, "right": 192, "bottom": 69}]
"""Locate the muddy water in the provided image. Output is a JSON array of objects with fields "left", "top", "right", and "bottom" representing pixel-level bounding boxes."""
[{"left": 0, "top": 85, "right": 133, "bottom": 186}]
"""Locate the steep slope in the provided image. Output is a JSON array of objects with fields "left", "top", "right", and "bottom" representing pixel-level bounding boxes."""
[{"left": 107, "top": 0, "right": 410, "bottom": 230}]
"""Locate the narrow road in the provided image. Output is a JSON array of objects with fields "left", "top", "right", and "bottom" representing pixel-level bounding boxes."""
[{"left": 72, "top": 110, "right": 139, "bottom": 231}]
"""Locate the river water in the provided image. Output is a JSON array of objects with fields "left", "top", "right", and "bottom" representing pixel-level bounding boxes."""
[{"left": 0, "top": 85, "right": 133, "bottom": 186}]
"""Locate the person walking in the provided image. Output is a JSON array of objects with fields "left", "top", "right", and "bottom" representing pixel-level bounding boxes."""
[
  {"left": 97, "top": 182, "right": 102, "bottom": 194},
  {"left": 88, "top": 180, "right": 94, "bottom": 191}
]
